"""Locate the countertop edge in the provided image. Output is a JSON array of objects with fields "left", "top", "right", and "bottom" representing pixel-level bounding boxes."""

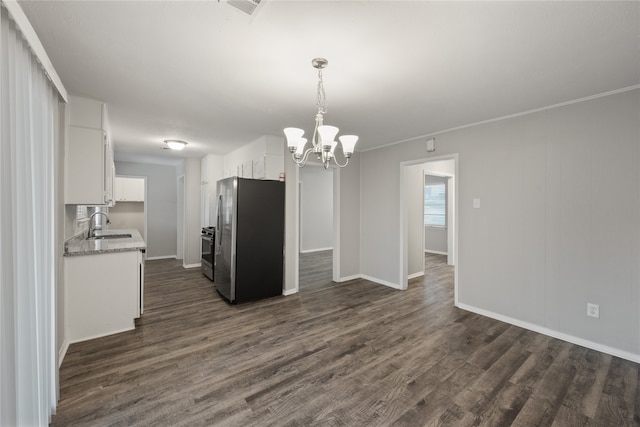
[{"left": 64, "top": 229, "right": 147, "bottom": 257}]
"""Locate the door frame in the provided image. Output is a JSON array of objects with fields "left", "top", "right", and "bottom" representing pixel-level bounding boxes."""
[
  {"left": 176, "top": 174, "right": 185, "bottom": 261},
  {"left": 399, "top": 153, "right": 459, "bottom": 305},
  {"left": 293, "top": 162, "right": 340, "bottom": 293}
]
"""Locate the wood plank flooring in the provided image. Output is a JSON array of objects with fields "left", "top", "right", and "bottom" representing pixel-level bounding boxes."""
[
  {"left": 52, "top": 254, "right": 640, "bottom": 426},
  {"left": 299, "top": 249, "right": 333, "bottom": 289}
]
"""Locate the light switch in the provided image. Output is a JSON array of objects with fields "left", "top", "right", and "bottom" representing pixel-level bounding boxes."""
[{"left": 473, "top": 198, "right": 480, "bottom": 209}]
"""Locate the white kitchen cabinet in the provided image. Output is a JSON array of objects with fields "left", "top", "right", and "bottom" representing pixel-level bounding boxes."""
[
  {"left": 65, "top": 97, "right": 115, "bottom": 206},
  {"left": 253, "top": 158, "right": 265, "bottom": 179},
  {"left": 137, "top": 249, "right": 145, "bottom": 317},
  {"left": 115, "top": 176, "right": 145, "bottom": 202},
  {"left": 222, "top": 135, "right": 284, "bottom": 180},
  {"left": 65, "top": 250, "right": 143, "bottom": 343},
  {"left": 69, "top": 95, "right": 110, "bottom": 130},
  {"left": 65, "top": 126, "right": 114, "bottom": 205}
]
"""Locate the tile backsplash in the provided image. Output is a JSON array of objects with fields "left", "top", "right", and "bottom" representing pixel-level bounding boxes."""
[{"left": 64, "top": 205, "right": 109, "bottom": 240}]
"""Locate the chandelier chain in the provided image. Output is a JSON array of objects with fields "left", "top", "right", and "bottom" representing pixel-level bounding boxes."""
[{"left": 316, "top": 69, "right": 327, "bottom": 114}]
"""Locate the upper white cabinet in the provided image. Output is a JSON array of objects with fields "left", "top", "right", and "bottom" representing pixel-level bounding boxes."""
[
  {"left": 65, "top": 96, "right": 115, "bottom": 206},
  {"left": 115, "top": 177, "right": 145, "bottom": 202},
  {"left": 223, "top": 135, "right": 284, "bottom": 181},
  {"left": 69, "top": 96, "right": 110, "bottom": 130}
]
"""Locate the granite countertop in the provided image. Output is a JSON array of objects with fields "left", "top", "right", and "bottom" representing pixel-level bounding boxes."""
[{"left": 64, "top": 229, "right": 146, "bottom": 257}]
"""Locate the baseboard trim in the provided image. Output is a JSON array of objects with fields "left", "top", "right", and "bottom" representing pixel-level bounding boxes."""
[
  {"left": 336, "top": 274, "right": 362, "bottom": 283},
  {"left": 360, "top": 274, "right": 402, "bottom": 290},
  {"left": 67, "top": 325, "right": 136, "bottom": 347},
  {"left": 58, "top": 340, "right": 70, "bottom": 368},
  {"left": 337, "top": 273, "right": 403, "bottom": 290},
  {"left": 146, "top": 255, "right": 177, "bottom": 261},
  {"left": 456, "top": 302, "right": 640, "bottom": 364},
  {"left": 300, "top": 247, "right": 333, "bottom": 254},
  {"left": 408, "top": 271, "right": 424, "bottom": 280},
  {"left": 283, "top": 288, "right": 298, "bottom": 296},
  {"left": 183, "top": 263, "right": 201, "bottom": 269},
  {"left": 424, "top": 250, "right": 447, "bottom": 255}
]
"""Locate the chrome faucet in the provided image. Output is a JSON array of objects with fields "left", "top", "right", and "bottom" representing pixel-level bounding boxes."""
[{"left": 88, "top": 211, "right": 111, "bottom": 238}]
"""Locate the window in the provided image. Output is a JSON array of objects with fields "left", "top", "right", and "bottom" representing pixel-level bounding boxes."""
[{"left": 424, "top": 181, "right": 446, "bottom": 227}]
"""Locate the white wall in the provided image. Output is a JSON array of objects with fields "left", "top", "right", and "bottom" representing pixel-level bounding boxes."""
[
  {"left": 424, "top": 225, "right": 447, "bottom": 253},
  {"left": 300, "top": 165, "right": 333, "bottom": 252},
  {"left": 335, "top": 154, "right": 361, "bottom": 280},
  {"left": 115, "top": 161, "right": 177, "bottom": 259},
  {"left": 109, "top": 202, "right": 144, "bottom": 240},
  {"left": 201, "top": 154, "right": 224, "bottom": 227},
  {"left": 184, "top": 158, "right": 202, "bottom": 267},
  {"left": 405, "top": 164, "right": 424, "bottom": 277},
  {"left": 360, "top": 89, "right": 640, "bottom": 360},
  {"left": 284, "top": 143, "right": 299, "bottom": 294},
  {"left": 361, "top": 146, "right": 405, "bottom": 288}
]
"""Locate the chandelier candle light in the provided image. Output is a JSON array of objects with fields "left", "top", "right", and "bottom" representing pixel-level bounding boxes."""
[{"left": 284, "top": 58, "right": 358, "bottom": 169}]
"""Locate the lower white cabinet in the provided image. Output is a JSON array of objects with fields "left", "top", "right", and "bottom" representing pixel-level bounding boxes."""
[
  {"left": 137, "top": 249, "right": 145, "bottom": 317},
  {"left": 65, "top": 250, "right": 143, "bottom": 343}
]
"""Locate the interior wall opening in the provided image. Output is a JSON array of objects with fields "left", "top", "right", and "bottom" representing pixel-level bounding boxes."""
[
  {"left": 401, "top": 155, "right": 458, "bottom": 301},
  {"left": 298, "top": 164, "right": 335, "bottom": 290},
  {"left": 176, "top": 175, "right": 185, "bottom": 261}
]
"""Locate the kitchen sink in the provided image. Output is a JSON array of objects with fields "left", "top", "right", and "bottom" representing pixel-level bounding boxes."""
[{"left": 87, "top": 233, "right": 132, "bottom": 240}]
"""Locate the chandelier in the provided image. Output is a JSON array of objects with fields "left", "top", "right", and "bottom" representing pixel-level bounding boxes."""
[{"left": 284, "top": 58, "right": 358, "bottom": 169}]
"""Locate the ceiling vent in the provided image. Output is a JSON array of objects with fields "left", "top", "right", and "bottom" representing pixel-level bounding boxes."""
[{"left": 226, "top": 0, "right": 262, "bottom": 16}]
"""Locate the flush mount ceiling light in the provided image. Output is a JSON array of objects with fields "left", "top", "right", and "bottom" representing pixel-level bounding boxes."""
[
  {"left": 283, "top": 58, "right": 358, "bottom": 169},
  {"left": 164, "top": 140, "right": 187, "bottom": 151}
]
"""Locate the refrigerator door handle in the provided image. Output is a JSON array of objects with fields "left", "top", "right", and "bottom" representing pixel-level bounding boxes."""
[{"left": 216, "top": 195, "right": 222, "bottom": 247}]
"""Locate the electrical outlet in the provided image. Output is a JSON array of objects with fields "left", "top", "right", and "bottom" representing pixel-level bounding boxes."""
[{"left": 587, "top": 303, "right": 600, "bottom": 318}]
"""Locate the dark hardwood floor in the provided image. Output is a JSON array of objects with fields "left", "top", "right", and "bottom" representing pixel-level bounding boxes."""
[
  {"left": 299, "top": 249, "right": 333, "bottom": 289},
  {"left": 52, "top": 254, "right": 640, "bottom": 426}
]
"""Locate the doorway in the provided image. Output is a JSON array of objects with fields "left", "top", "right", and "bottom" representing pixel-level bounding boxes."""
[
  {"left": 298, "top": 164, "right": 335, "bottom": 289},
  {"left": 177, "top": 175, "right": 185, "bottom": 261},
  {"left": 400, "top": 154, "right": 459, "bottom": 303}
]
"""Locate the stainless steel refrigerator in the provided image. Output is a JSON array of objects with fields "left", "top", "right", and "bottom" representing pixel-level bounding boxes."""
[{"left": 214, "top": 177, "right": 285, "bottom": 303}]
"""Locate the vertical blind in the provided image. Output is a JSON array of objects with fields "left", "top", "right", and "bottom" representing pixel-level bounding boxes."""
[
  {"left": 0, "top": 3, "right": 59, "bottom": 425},
  {"left": 424, "top": 182, "right": 446, "bottom": 227}
]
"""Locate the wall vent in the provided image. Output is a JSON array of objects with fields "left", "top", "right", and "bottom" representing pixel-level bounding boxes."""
[{"left": 226, "top": 0, "right": 262, "bottom": 16}]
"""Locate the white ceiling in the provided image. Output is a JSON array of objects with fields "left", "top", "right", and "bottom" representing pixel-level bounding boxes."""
[{"left": 18, "top": 1, "right": 640, "bottom": 163}]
